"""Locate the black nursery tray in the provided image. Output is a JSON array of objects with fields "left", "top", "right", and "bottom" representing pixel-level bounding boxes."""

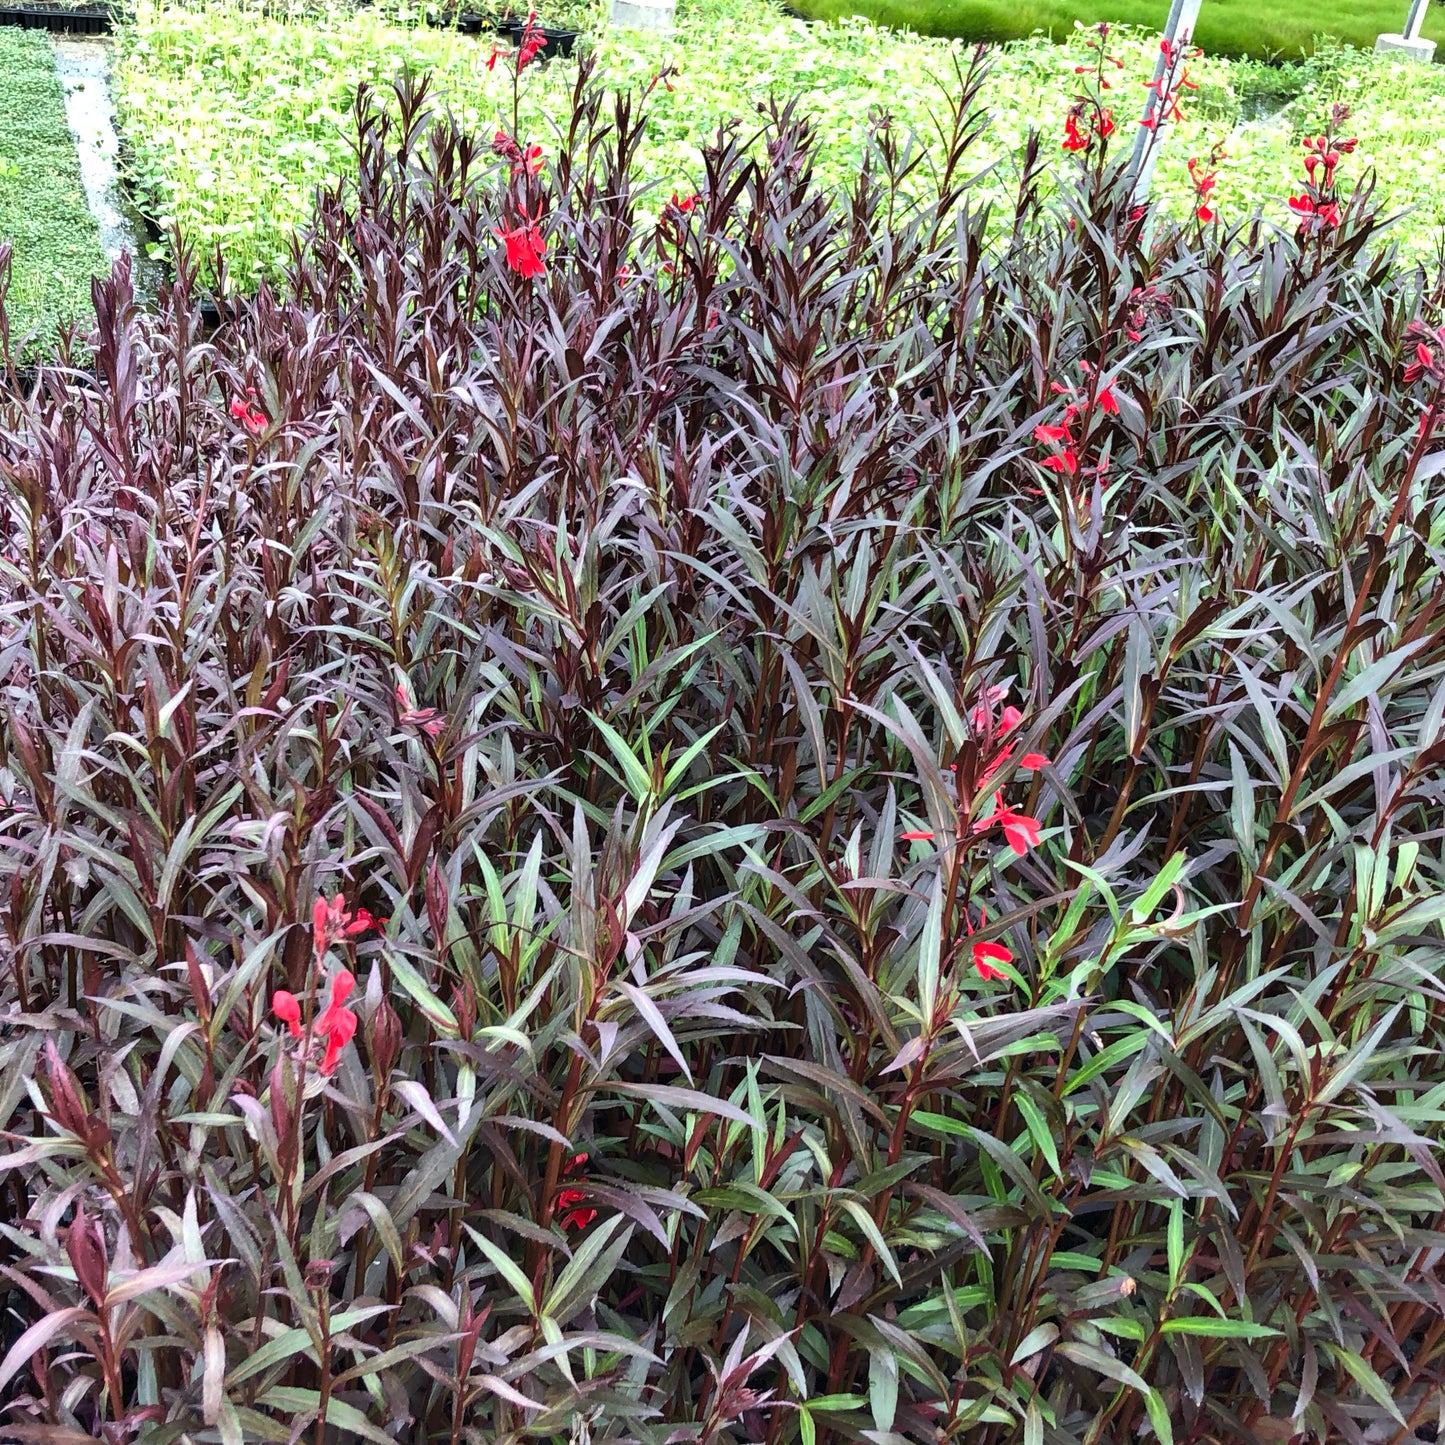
[
  {"left": 500, "top": 18, "right": 579, "bottom": 58},
  {"left": 0, "top": 2, "right": 112, "bottom": 31},
  {"left": 422, "top": 7, "right": 494, "bottom": 30},
  {"left": 421, "top": 8, "right": 579, "bottom": 55}
]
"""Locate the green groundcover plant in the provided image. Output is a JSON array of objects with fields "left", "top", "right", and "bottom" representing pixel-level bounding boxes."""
[
  {"left": 4, "top": 39, "right": 1445, "bottom": 1445},
  {"left": 792, "top": 0, "right": 1445, "bottom": 62},
  {"left": 113, "top": 0, "right": 1445, "bottom": 292},
  {"left": 0, "top": 28, "right": 108, "bottom": 361}
]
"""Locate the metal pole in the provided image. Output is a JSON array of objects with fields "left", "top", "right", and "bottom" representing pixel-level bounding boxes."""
[
  {"left": 1125, "top": 0, "right": 1203, "bottom": 200},
  {"left": 1403, "top": 0, "right": 1428, "bottom": 41}
]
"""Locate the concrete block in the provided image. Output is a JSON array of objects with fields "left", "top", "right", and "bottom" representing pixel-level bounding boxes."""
[
  {"left": 610, "top": 0, "right": 675, "bottom": 28},
  {"left": 1374, "top": 32, "right": 1437, "bottom": 61}
]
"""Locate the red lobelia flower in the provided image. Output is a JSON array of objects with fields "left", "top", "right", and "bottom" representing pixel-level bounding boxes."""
[
  {"left": 972, "top": 939, "right": 1012, "bottom": 982},
  {"left": 318, "top": 1005, "right": 357, "bottom": 1075},
  {"left": 395, "top": 681, "right": 444, "bottom": 737},
  {"left": 272, "top": 989, "right": 303, "bottom": 1038},
  {"left": 516, "top": 12, "right": 545, "bottom": 69},
  {"left": 495, "top": 219, "right": 547, "bottom": 279},
  {"left": 556, "top": 1150, "right": 597, "bottom": 1229},
  {"left": 316, "top": 968, "right": 358, "bottom": 1075},
  {"left": 313, "top": 895, "right": 379, "bottom": 956},
  {"left": 996, "top": 805, "right": 1042, "bottom": 855},
  {"left": 229, "top": 388, "right": 267, "bottom": 437},
  {"left": 493, "top": 130, "right": 543, "bottom": 177}
]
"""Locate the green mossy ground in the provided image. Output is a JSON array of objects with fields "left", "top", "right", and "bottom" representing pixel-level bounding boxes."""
[
  {"left": 795, "top": 0, "right": 1445, "bottom": 59},
  {"left": 0, "top": 29, "right": 105, "bottom": 361}
]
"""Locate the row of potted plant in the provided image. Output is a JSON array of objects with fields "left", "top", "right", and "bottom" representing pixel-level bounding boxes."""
[{"left": 420, "top": 0, "right": 592, "bottom": 51}]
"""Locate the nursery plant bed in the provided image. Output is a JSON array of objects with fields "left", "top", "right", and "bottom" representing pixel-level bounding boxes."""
[
  {"left": 0, "top": 27, "right": 106, "bottom": 356},
  {"left": 0, "top": 1, "right": 111, "bottom": 33}
]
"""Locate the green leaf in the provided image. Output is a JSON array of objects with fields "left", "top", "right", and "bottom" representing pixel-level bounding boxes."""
[
  {"left": 543, "top": 1216, "right": 632, "bottom": 1325},
  {"left": 225, "top": 1306, "right": 391, "bottom": 1388},
  {"left": 462, "top": 1225, "right": 536, "bottom": 1314},
  {"left": 1167, "top": 1199, "right": 1184, "bottom": 1292},
  {"left": 1010, "top": 1322, "right": 1058, "bottom": 1365},
  {"left": 1144, "top": 1386, "right": 1175, "bottom": 1445},
  {"left": 387, "top": 952, "right": 459, "bottom": 1036},
  {"left": 840, "top": 1198, "right": 902, "bottom": 1287},
  {"left": 1055, "top": 1341, "right": 1150, "bottom": 1395},
  {"left": 1159, "top": 1318, "right": 1281, "bottom": 1339},
  {"left": 1322, "top": 1344, "right": 1406, "bottom": 1424},
  {"left": 257, "top": 1387, "right": 394, "bottom": 1445},
  {"left": 868, "top": 1346, "right": 898, "bottom": 1432},
  {"left": 587, "top": 710, "right": 655, "bottom": 800}
]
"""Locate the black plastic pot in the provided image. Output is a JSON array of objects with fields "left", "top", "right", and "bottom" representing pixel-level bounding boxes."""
[
  {"left": 501, "top": 18, "right": 578, "bottom": 58},
  {"left": 0, "top": 2, "right": 112, "bottom": 32},
  {"left": 423, "top": 7, "right": 494, "bottom": 30}
]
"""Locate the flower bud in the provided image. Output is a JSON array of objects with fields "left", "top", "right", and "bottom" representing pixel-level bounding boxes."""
[
  {"left": 367, "top": 995, "right": 402, "bottom": 1081},
  {"left": 426, "top": 860, "right": 449, "bottom": 947},
  {"left": 66, "top": 1204, "right": 108, "bottom": 1308},
  {"left": 44, "top": 1040, "right": 89, "bottom": 1139}
]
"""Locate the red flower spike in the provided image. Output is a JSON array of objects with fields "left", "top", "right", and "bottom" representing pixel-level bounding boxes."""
[
  {"left": 272, "top": 990, "right": 303, "bottom": 1038},
  {"left": 1098, "top": 383, "right": 1120, "bottom": 415},
  {"left": 516, "top": 12, "right": 545, "bottom": 69},
  {"left": 1020, "top": 752, "right": 1049, "bottom": 770}
]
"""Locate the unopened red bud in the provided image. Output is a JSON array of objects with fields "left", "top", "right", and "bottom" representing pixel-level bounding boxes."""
[
  {"left": 367, "top": 996, "right": 403, "bottom": 1080},
  {"left": 66, "top": 1204, "right": 108, "bottom": 1308},
  {"left": 425, "top": 860, "right": 449, "bottom": 946},
  {"left": 44, "top": 1040, "right": 89, "bottom": 1139}
]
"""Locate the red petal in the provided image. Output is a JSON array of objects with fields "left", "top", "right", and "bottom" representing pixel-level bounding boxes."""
[
  {"left": 900, "top": 830, "right": 935, "bottom": 842},
  {"left": 272, "top": 990, "right": 303, "bottom": 1039}
]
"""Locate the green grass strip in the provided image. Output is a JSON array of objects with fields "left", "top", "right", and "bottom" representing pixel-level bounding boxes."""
[
  {"left": 793, "top": 0, "right": 1445, "bottom": 59},
  {"left": 0, "top": 28, "right": 106, "bottom": 361}
]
